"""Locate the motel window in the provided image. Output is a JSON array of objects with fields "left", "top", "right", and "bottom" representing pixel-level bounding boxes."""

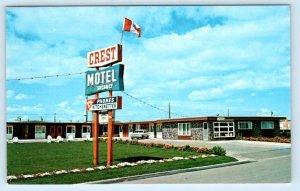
[
  {"left": 103, "top": 126, "right": 108, "bottom": 133},
  {"left": 238, "top": 122, "right": 252, "bottom": 130},
  {"left": 157, "top": 125, "right": 162, "bottom": 132},
  {"left": 149, "top": 125, "right": 154, "bottom": 132},
  {"left": 82, "top": 126, "right": 90, "bottom": 133},
  {"left": 261, "top": 121, "right": 274, "bottom": 129},
  {"left": 7, "top": 126, "right": 13, "bottom": 134},
  {"left": 136, "top": 125, "right": 141, "bottom": 130},
  {"left": 178, "top": 123, "right": 191, "bottom": 136},
  {"left": 213, "top": 122, "right": 235, "bottom": 138},
  {"left": 35, "top": 125, "right": 46, "bottom": 134},
  {"left": 67, "top": 126, "right": 75, "bottom": 133}
]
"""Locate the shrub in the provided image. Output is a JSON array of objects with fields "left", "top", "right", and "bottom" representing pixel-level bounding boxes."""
[
  {"left": 235, "top": 133, "right": 243, "bottom": 140},
  {"left": 242, "top": 136, "right": 290, "bottom": 143},
  {"left": 196, "top": 147, "right": 212, "bottom": 154},
  {"left": 184, "top": 145, "right": 191, "bottom": 151},
  {"left": 163, "top": 144, "right": 173, "bottom": 150},
  {"left": 211, "top": 146, "right": 226, "bottom": 156},
  {"left": 154, "top": 143, "right": 164, "bottom": 148},
  {"left": 130, "top": 140, "right": 138, "bottom": 145}
]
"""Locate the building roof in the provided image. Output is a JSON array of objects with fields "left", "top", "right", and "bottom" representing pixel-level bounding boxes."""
[
  {"left": 156, "top": 116, "right": 287, "bottom": 123},
  {"left": 7, "top": 116, "right": 287, "bottom": 125}
]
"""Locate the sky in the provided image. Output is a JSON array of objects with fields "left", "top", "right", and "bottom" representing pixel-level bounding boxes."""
[{"left": 5, "top": 6, "right": 290, "bottom": 123}]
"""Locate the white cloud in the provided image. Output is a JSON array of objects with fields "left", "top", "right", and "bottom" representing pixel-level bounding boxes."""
[
  {"left": 188, "top": 88, "right": 224, "bottom": 101},
  {"left": 56, "top": 101, "right": 68, "bottom": 109},
  {"left": 7, "top": 90, "right": 15, "bottom": 99},
  {"left": 55, "top": 101, "right": 85, "bottom": 121},
  {"left": 225, "top": 98, "right": 244, "bottom": 103},
  {"left": 256, "top": 108, "right": 275, "bottom": 116},
  {"left": 7, "top": 103, "right": 45, "bottom": 114},
  {"left": 122, "top": 7, "right": 290, "bottom": 104},
  {"left": 15, "top": 93, "right": 34, "bottom": 100},
  {"left": 73, "top": 95, "right": 86, "bottom": 105}
]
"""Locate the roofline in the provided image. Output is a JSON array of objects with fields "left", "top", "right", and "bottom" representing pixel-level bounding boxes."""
[
  {"left": 156, "top": 116, "right": 287, "bottom": 123},
  {"left": 7, "top": 116, "right": 287, "bottom": 125}
]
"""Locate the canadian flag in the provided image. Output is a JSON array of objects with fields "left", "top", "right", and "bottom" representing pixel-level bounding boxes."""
[{"left": 123, "top": 18, "right": 141, "bottom": 38}]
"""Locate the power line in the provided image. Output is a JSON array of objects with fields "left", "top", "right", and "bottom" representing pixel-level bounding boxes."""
[
  {"left": 122, "top": 91, "right": 188, "bottom": 118},
  {"left": 7, "top": 113, "right": 86, "bottom": 117},
  {"left": 6, "top": 72, "right": 189, "bottom": 118},
  {"left": 6, "top": 71, "right": 86, "bottom": 81}
]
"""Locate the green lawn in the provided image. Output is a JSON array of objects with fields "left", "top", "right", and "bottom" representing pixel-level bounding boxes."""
[{"left": 7, "top": 141, "right": 237, "bottom": 184}]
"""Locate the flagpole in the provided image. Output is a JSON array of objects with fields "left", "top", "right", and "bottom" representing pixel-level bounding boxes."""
[{"left": 120, "top": 30, "right": 124, "bottom": 45}]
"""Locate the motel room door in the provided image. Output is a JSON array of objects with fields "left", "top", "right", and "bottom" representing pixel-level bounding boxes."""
[
  {"left": 6, "top": 125, "right": 13, "bottom": 140},
  {"left": 203, "top": 122, "right": 209, "bottom": 141},
  {"left": 66, "top": 125, "right": 76, "bottom": 139},
  {"left": 50, "top": 126, "right": 62, "bottom": 138},
  {"left": 57, "top": 126, "right": 62, "bottom": 137},
  {"left": 82, "top": 125, "right": 91, "bottom": 138},
  {"left": 50, "top": 126, "right": 56, "bottom": 138},
  {"left": 123, "top": 126, "right": 129, "bottom": 137}
]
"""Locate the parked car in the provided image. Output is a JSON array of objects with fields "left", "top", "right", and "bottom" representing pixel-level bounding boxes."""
[{"left": 130, "top": 130, "right": 150, "bottom": 140}]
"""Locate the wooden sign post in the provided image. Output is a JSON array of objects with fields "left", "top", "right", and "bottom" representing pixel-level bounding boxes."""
[
  {"left": 107, "top": 89, "right": 113, "bottom": 167},
  {"left": 92, "top": 67, "right": 100, "bottom": 165},
  {"left": 86, "top": 44, "right": 123, "bottom": 167}
]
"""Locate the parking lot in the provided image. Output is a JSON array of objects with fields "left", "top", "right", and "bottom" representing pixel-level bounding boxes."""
[
  {"left": 139, "top": 138, "right": 290, "bottom": 158},
  {"left": 120, "top": 139, "right": 291, "bottom": 183}
]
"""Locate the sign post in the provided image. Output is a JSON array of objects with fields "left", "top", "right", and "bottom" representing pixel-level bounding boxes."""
[
  {"left": 86, "top": 44, "right": 123, "bottom": 167},
  {"left": 92, "top": 67, "right": 100, "bottom": 165},
  {"left": 107, "top": 89, "right": 114, "bottom": 167}
]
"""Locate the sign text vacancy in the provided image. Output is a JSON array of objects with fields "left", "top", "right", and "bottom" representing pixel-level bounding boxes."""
[
  {"left": 87, "top": 44, "right": 122, "bottom": 68},
  {"left": 86, "top": 96, "right": 122, "bottom": 111},
  {"left": 85, "top": 64, "right": 124, "bottom": 95}
]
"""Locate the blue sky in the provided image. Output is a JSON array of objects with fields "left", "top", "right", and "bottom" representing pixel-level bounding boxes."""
[{"left": 6, "top": 6, "right": 290, "bottom": 122}]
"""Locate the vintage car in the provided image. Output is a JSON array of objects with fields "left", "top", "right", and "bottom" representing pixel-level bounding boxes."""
[{"left": 130, "top": 130, "right": 150, "bottom": 140}]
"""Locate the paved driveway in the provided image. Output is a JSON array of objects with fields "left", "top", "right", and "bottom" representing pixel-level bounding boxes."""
[
  {"left": 139, "top": 138, "right": 290, "bottom": 158},
  {"left": 119, "top": 139, "right": 291, "bottom": 183}
]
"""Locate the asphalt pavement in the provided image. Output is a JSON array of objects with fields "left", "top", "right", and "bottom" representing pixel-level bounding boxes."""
[{"left": 118, "top": 139, "right": 291, "bottom": 183}]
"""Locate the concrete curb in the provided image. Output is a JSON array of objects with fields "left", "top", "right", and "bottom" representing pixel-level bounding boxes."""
[{"left": 79, "top": 158, "right": 256, "bottom": 184}]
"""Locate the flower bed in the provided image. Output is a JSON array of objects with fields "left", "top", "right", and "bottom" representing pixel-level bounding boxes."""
[
  {"left": 7, "top": 154, "right": 216, "bottom": 181},
  {"left": 110, "top": 138, "right": 215, "bottom": 154},
  {"left": 242, "top": 136, "right": 290, "bottom": 143}
]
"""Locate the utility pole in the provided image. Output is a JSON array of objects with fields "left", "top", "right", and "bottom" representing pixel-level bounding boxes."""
[
  {"left": 84, "top": 113, "right": 88, "bottom": 122},
  {"left": 168, "top": 102, "right": 171, "bottom": 119},
  {"left": 227, "top": 109, "right": 230, "bottom": 117},
  {"left": 54, "top": 113, "right": 56, "bottom": 122}
]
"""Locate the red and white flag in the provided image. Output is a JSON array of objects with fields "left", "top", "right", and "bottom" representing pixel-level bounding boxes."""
[{"left": 123, "top": 18, "right": 141, "bottom": 38}]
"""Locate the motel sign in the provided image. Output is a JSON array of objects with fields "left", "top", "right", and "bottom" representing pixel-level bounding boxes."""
[
  {"left": 87, "top": 44, "right": 122, "bottom": 68},
  {"left": 86, "top": 96, "right": 122, "bottom": 111},
  {"left": 85, "top": 64, "right": 124, "bottom": 95}
]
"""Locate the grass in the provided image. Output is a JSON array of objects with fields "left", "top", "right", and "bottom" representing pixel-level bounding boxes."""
[{"left": 7, "top": 141, "right": 237, "bottom": 184}]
